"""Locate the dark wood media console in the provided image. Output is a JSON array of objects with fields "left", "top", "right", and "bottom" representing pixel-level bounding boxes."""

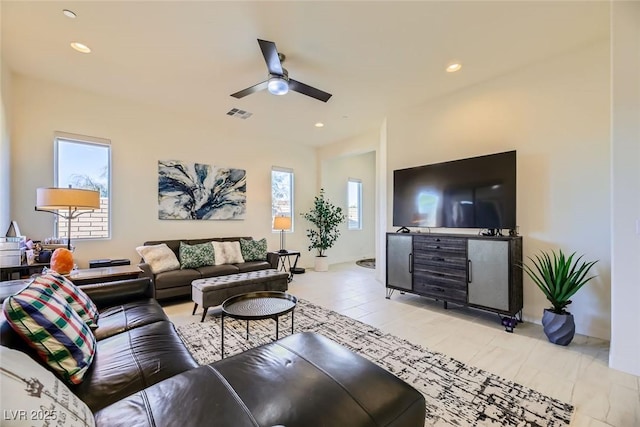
[{"left": 386, "top": 232, "right": 523, "bottom": 332}]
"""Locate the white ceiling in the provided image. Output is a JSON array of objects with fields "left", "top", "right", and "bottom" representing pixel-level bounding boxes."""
[{"left": 1, "top": 1, "right": 609, "bottom": 147}]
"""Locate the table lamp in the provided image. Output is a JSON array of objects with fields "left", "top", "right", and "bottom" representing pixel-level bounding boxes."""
[
  {"left": 273, "top": 216, "right": 292, "bottom": 253},
  {"left": 35, "top": 187, "right": 101, "bottom": 250}
]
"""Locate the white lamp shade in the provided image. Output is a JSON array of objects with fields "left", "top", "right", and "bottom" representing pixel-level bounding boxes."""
[
  {"left": 36, "top": 187, "right": 100, "bottom": 210},
  {"left": 273, "top": 216, "right": 292, "bottom": 231}
]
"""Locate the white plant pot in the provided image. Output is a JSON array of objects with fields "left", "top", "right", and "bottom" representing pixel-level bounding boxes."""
[{"left": 314, "top": 256, "right": 329, "bottom": 272}]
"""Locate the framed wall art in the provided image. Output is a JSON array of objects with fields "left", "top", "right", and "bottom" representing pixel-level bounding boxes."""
[{"left": 158, "top": 160, "right": 246, "bottom": 220}]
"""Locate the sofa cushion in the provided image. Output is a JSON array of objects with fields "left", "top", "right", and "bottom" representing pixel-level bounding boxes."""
[
  {"left": 235, "top": 261, "right": 272, "bottom": 273},
  {"left": 154, "top": 268, "right": 202, "bottom": 290},
  {"left": 195, "top": 264, "right": 239, "bottom": 278},
  {"left": 239, "top": 238, "right": 267, "bottom": 261},
  {"left": 179, "top": 241, "right": 215, "bottom": 269},
  {"left": 34, "top": 271, "right": 100, "bottom": 328},
  {"left": 1, "top": 346, "right": 96, "bottom": 427},
  {"left": 73, "top": 320, "right": 198, "bottom": 412},
  {"left": 2, "top": 283, "right": 96, "bottom": 384},
  {"left": 92, "top": 298, "right": 169, "bottom": 341},
  {"left": 136, "top": 243, "right": 180, "bottom": 274},
  {"left": 212, "top": 241, "right": 244, "bottom": 265},
  {"left": 94, "top": 365, "right": 257, "bottom": 427}
]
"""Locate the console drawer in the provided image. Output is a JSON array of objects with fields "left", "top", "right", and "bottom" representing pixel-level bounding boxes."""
[
  {"left": 413, "top": 282, "right": 467, "bottom": 304},
  {"left": 413, "top": 252, "right": 467, "bottom": 269},
  {"left": 413, "top": 235, "right": 466, "bottom": 255}
]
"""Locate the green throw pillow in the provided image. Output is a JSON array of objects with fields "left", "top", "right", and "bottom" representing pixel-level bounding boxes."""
[
  {"left": 179, "top": 241, "right": 215, "bottom": 269},
  {"left": 240, "top": 238, "right": 267, "bottom": 262}
]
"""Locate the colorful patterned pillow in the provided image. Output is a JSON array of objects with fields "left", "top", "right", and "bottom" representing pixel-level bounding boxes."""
[
  {"left": 2, "top": 284, "right": 96, "bottom": 385},
  {"left": 136, "top": 243, "right": 180, "bottom": 274},
  {"left": 179, "top": 241, "right": 215, "bottom": 269},
  {"left": 33, "top": 272, "right": 99, "bottom": 329},
  {"left": 1, "top": 346, "right": 96, "bottom": 427},
  {"left": 240, "top": 238, "right": 267, "bottom": 261},
  {"left": 212, "top": 241, "right": 245, "bottom": 265}
]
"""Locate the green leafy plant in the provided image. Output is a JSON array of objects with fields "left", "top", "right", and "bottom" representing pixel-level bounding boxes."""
[
  {"left": 522, "top": 249, "right": 598, "bottom": 314},
  {"left": 301, "top": 189, "right": 346, "bottom": 257}
]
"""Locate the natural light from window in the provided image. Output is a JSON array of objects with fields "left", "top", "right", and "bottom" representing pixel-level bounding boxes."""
[
  {"left": 55, "top": 134, "right": 111, "bottom": 241},
  {"left": 271, "top": 167, "right": 294, "bottom": 231},
  {"left": 348, "top": 178, "right": 362, "bottom": 230}
]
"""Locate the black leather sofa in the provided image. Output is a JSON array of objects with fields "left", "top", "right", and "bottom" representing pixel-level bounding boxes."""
[
  {"left": 139, "top": 237, "right": 280, "bottom": 300},
  {"left": 1, "top": 278, "right": 426, "bottom": 426}
]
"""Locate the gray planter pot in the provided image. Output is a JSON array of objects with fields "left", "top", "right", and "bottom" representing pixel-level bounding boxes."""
[{"left": 541, "top": 309, "right": 575, "bottom": 346}]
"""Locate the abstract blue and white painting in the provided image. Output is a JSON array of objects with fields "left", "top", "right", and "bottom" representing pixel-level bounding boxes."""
[{"left": 158, "top": 160, "right": 246, "bottom": 220}]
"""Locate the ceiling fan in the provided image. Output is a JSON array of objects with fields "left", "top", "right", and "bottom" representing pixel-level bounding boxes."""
[{"left": 230, "top": 39, "right": 332, "bottom": 103}]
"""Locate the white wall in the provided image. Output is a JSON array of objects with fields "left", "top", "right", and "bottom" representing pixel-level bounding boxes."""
[
  {"left": 609, "top": 1, "right": 640, "bottom": 375},
  {"left": 319, "top": 151, "right": 376, "bottom": 265},
  {"left": 386, "top": 41, "right": 611, "bottom": 340},
  {"left": 314, "top": 130, "right": 379, "bottom": 267},
  {"left": 10, "top": 75, "right": 319, "bottom": 269},
  {"left": 0, "top": 62, "right": 12, "bottom": 234}
]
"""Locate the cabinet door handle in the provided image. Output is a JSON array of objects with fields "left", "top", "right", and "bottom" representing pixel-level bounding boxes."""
[
  {"left": 468, "top": 259, "right": 472, "bottom": 283},
  {"left": 433, "top": 257, "right": 445, "bottom": 262},
  {"left": 409, "top": 253, "right": 413, "bottom": 274}
]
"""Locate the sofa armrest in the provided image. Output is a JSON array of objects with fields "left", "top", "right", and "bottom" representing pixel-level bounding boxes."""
[
  {"left": 138, "top": 263, "right": 154, "bottom": 282},
  {"left": 79, "top": 277, "right": 154, "bottom": 309},
  {"left": 267, "top": 252, "right": 279, "bottom": 269}
]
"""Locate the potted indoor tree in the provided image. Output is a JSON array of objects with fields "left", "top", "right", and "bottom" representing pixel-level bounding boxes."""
[
  {"left": 301, "top": 189, "right": 345, "bottom": 271},
  {"left": 521, "top": 249, "right": 598, "bottom": 346}
]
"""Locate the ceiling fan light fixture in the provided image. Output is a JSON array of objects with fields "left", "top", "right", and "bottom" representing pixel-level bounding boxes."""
[{"left": 268, "top": 76, "right": 289, "bottom": 95}]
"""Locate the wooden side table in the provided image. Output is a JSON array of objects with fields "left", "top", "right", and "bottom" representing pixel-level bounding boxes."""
[
  {"left": 0, "top": 263, "right": 49, "bottom": 282},
  {"left": 68, "top": 265, "right": 142, "bottom": 286},
  {"left": 268, "top": 251, "right": 300, "bottom": 282}
]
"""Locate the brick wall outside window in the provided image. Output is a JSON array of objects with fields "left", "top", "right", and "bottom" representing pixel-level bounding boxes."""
[{"left": 58, "top": 197, "right": 109, "bottom": 239}]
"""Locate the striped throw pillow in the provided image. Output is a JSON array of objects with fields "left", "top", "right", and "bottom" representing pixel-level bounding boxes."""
[
  {"left": 34, "top": 272, "right": 99, "bottom": 328},
  {"left": 2, "top": 283, "right": 96, "bottom": 384}
]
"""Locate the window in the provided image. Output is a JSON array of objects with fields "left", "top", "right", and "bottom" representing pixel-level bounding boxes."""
[
  {"left": 348, "top": 178, "right": 362, "bottom": 230},
  {"left": 271, "top": 167, "right": 294, "bottom": 231},
  {"left": 55, "top": 133, "right": 111, "bottom": 240}
]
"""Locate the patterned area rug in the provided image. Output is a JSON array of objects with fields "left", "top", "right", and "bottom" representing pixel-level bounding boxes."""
[
  {"left": 176, "top": 299, "right": 573, "bottom": 427},
  {"left": 356, "top": 258, "right": 376, "bottom": 269}
]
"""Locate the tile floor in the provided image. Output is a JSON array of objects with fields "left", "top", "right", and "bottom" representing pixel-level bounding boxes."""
[{"left": 163, "top": 263, "right": 640, "bottom": 427}]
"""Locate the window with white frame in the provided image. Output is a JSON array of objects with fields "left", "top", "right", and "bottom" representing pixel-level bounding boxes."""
[
  {"left": 348, "top": 178, "right": 362, "bottom": 230},
  {"left": 271, "top": 167, "right": 294, "bottom": 231},
  {"left": 55, "top": 133, "right": 111, "bottom": 240}
]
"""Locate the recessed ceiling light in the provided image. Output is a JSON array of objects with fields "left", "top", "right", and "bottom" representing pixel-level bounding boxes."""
[
  {"left": 315, "top": 122, "right": 324, "bottom": 128},
  {"left": 70, "top": 42, "right": 91, "bottom": 54},
  {"left": 62, "top": 9, "right": 76, "bottom": 19},
  {"left": 446, "top": 63, "right": 462, "bottom": 73}
]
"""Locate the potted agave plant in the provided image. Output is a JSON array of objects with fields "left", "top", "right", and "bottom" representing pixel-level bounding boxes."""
[
  {"left": 522, "top": 249, "right": 598, "bottom": 346},
  {"left": 301, "top": 189, "right": 345, "bottom": 272}
]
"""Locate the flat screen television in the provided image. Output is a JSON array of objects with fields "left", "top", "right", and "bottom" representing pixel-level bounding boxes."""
[{"left": 393, "top": 150, "right": 516, "bottom": 230}]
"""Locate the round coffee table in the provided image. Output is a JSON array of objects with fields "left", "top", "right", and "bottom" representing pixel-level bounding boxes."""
[{"left": 220, "top": 291, "right": 297, "bottom": 358}]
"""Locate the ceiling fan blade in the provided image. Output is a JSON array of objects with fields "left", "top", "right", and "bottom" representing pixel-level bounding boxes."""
[
  {"left": 289, "top": 79, "right": 332, "bottom": 102},
  {"left": 230, "top": 80, "right": 268, "bottom": 98},
  {"left": 257, "top": 39, "right": 283, "bottom": 76}
]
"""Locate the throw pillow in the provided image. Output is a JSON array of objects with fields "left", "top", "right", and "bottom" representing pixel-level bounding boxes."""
[
  {"left": 135, "top": 243, "right": 180, "bottom": 274},
  {"left": 32, "top": 272, "right": 99, "bottom": 329},
  {"left": 2, "top": 283, "right": 96, "bottom": 385},
  {"left": 179, "top": 241, "right": 215, "bottom": 269},
  {"left": 0, "top": 346, "right": 96, "bottom": 427},
  {"left": 212, "top": 241, "right": 245, "bottom": 265},
  {"left": 240, "top": 238, "right": 267, "bottom": 261}
]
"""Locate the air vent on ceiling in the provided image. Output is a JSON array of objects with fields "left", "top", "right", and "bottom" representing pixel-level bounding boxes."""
[{"left": 226, "top": 108, "right": 253, "bottom": 119}]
